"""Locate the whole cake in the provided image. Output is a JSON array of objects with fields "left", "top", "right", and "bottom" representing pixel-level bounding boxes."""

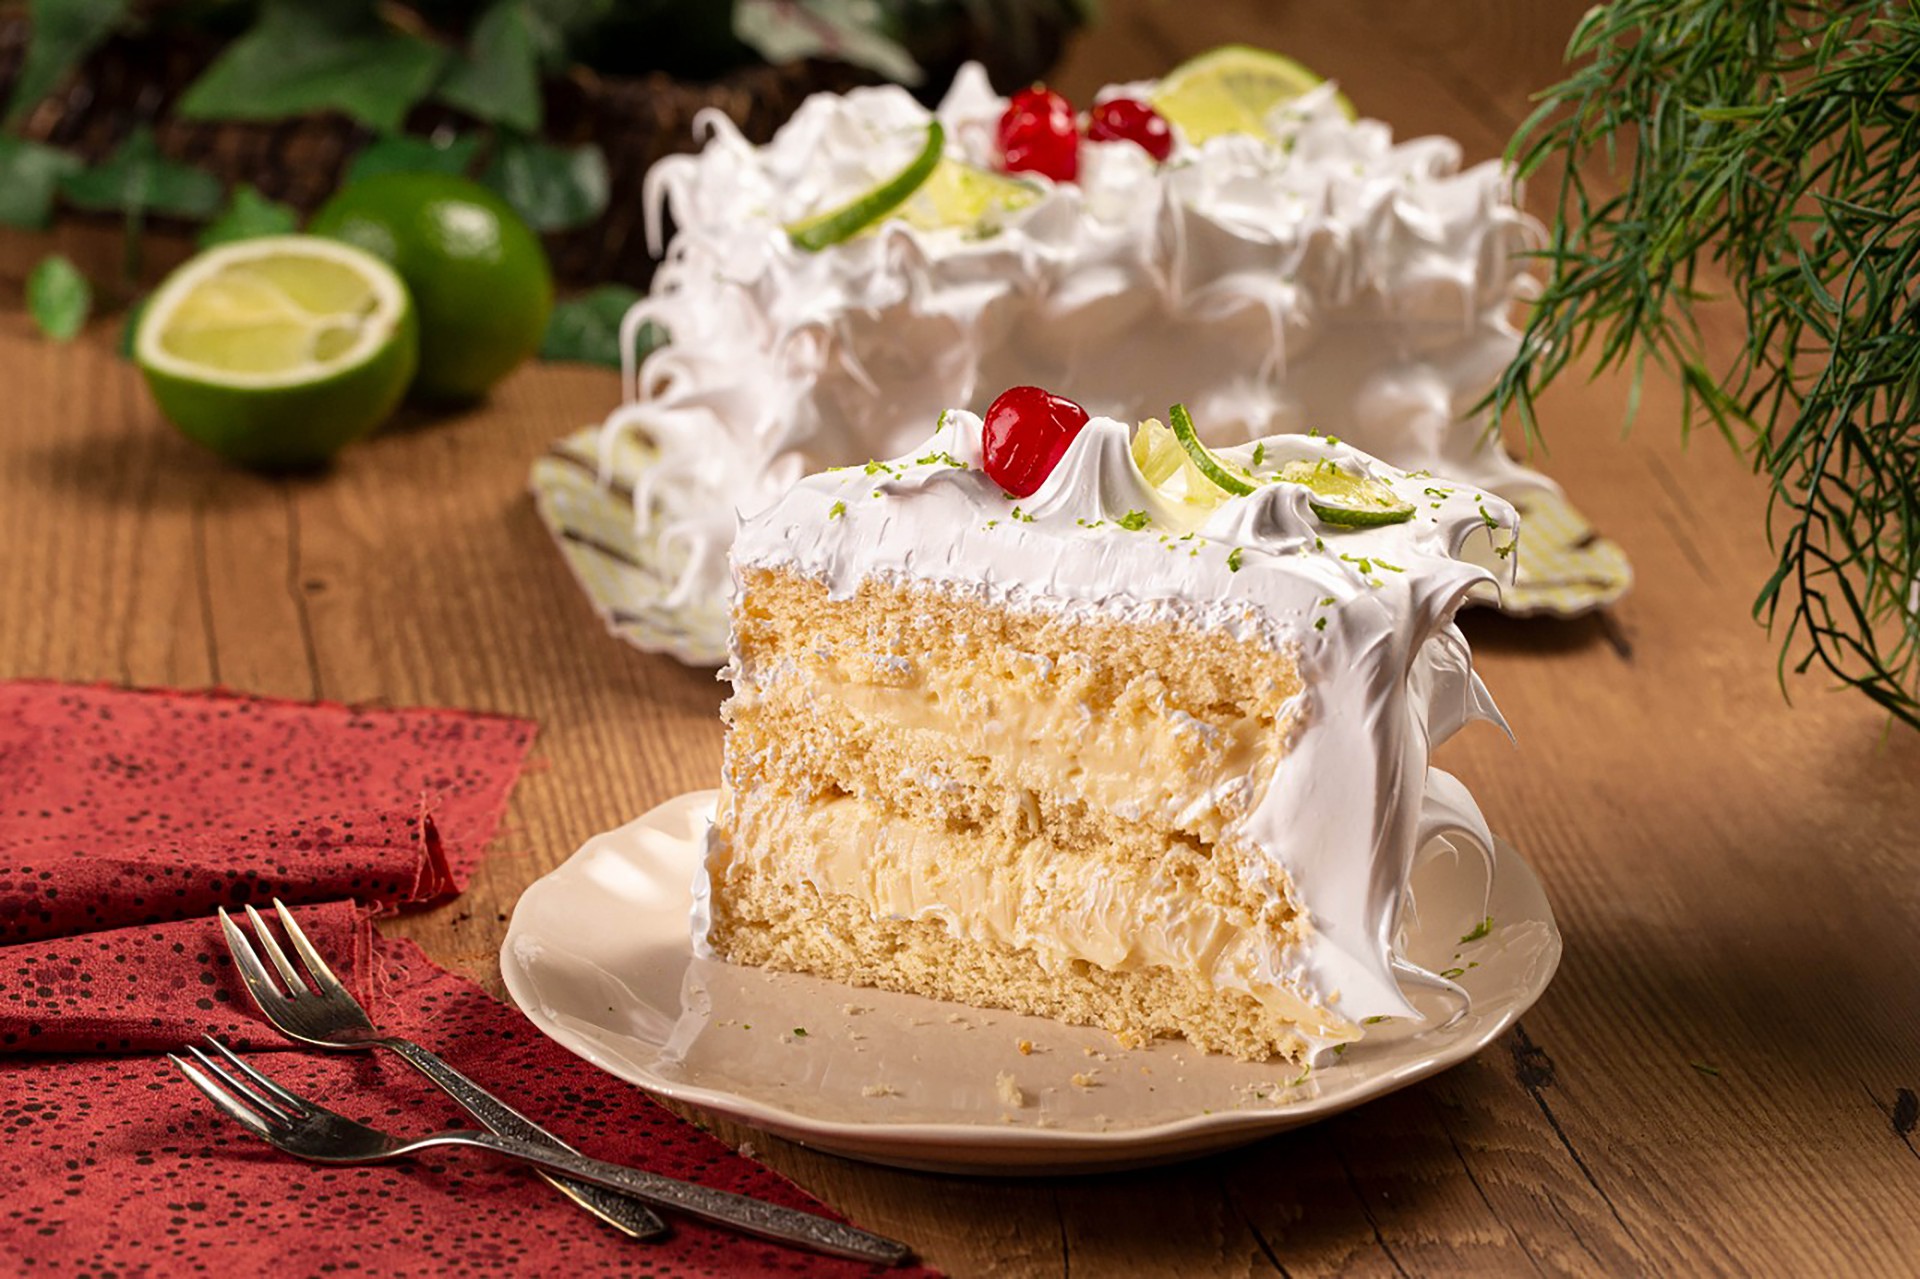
[
  {"left": 601, "top": 50, "right": 1553, "bottom": 612},
  {"left": 697, "top": 388, "right": 1517, "bottom": 1063}
]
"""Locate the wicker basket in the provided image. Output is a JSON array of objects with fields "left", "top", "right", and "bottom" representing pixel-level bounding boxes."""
[{"left": 0, "top": 17, "right": 881, "bottom": 287}]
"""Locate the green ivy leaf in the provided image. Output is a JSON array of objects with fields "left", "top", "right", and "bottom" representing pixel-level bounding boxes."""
[
  {"left": 197, "top": 184, "right": 300, "bottom": 247},
  {"left": 734, "top": 0, "right": 922, "bottom": 85},
  {"left": 176, "top": 1, "right": 449, "bottom": 134},
  {"left": 4, "top": 0, "right": 134, "bottom": 125},
  {"left": 437, "top": 0, "right": 544, "bottom": 134},
  {"left": 540, "top": 285, "right": 666, "bottom": 367},
  {"left": 480, "top": 134, "right": 607, "bottom": 232},
  {"left": 58, "top": 127, "right": 223, "bottom": 219},
  {"left": 344, "top": 132, "right": 482, "bottom": 185},
  {"left": 0, "top": 137, "right": 84, "bottom": 228},
  {"left": 27, "top": 254, "right": 92, "bottom": 342}
]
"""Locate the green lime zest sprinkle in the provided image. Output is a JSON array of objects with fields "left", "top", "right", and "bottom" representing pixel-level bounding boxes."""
[
  {"left": 1690, "top": 1061, "right": 1721, "bottom": 1077},
  {"left": 1010, "top": 505, "right": 1036, "bottom": 523},
  {"left": 915, "top": 449, "right": 966, "bottom": 468},
  {"left": 1439, "top": 967, "right": 1466, "bottom": 979},
  {"left": 1118, "top": 509, "right": 1151, "bottom": 531},
  {"left": 1363, "top": 1015, "right": 1391, "bottom": 1025},
  {"left": 864, "top": 459, "right": 890, "bottom": 476},
  {"left": 1251, "top": 442, "right": 1267, "bottom": 466},
  {"left": 1480, "top": 506, "right": 1501, "bottom": 531},
  {"left": 1313, "top": 616, "right": 1326, "bottom": 631},
  {"left": 1333, "top": 1043, "right": 1348, "bottom": 1056},
  {"left": 1460, "top": 916, "right": 1493, "bottom": 943},
  {"left": 1372, "top": 556, "right": 1404, "bottom": 573},
  {"left": 1227, "top": 547, "right": 1244, "bottom": 572},
  {"left": 828, "top": 500, "right": 846, "bottom": 519},
  {"left": 792, "top": 1027, "right": 808, "bottom": 1037},
  {"left": 1288, "top": 1063, "right": 1313, "bottom": 1087}
]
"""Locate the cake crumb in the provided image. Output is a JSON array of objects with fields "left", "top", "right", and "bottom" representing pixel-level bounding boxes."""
[
  {"left": 737, "top": 1141, "right": 758, "bottom": 1160},
  {"left": 861, "top": 1083, "right": 898, "bottom": 1098},
  {"left": 841, "top": 1003, "right": 867, "bottom": 1016},
  {"left": 1070, "top": 1072, "right": 1100, "bottom": 1089},
  {"left": 995, "top": 1071, "right": 1027, "bottom": 1108},
  {"left": 1017, "top": 1039, "right": 1035, "bottom": 1055}
]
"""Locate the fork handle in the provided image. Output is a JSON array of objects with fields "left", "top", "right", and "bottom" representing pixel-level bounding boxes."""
[
  {"left": 378, "top": 1037, "right": 667, "bottom": 1242},
  {"left": 439, "top": 1130, "right": 913, "bottom": 1266}
]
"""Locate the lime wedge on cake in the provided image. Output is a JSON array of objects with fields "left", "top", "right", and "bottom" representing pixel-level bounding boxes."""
[
  {"left": 1169, "top": 402, "right": 1259, "bottom": 495},
  {"left": 134, "top": 235, "right": 416, "bottom": 469},
  {"left": 787, "top": 121, "right": 945, "bottom": 252},
  {"left": 1275, "top": 459, "right": 1415, "bottom": 527},
  {"left": 1152, "top": 45, "right": 1356, "bottom": 143},
  {"left": 899, "top": 159, "right": 1040, "bottom": 236}
]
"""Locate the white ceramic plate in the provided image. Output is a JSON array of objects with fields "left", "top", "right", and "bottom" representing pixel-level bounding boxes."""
[
  {"left": 501, "top": 791, "right": 1562, "bottom": 1175},
  {"left": 529, "top": 427, "right": 1630, "bottom": 667}
]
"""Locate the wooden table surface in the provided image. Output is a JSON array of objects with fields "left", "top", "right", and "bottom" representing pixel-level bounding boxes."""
[{"left": 5, "top": 3, "right": 1918, "bottom": 1274}]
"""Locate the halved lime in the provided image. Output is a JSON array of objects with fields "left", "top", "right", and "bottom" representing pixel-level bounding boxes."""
[
  {"left": 787, "top": 121, "right": 945, "bottom": 252},
  {"left": 1151, "top": 44, "right": 1356, "bottom": 144},
  {"left": 898, "top": 159, "right": 1040, "bottom": 236},
  {"left": 1169, "top": 402, "right": 1258, "bottom": 496},
  {"left": 1275, "top": 459, "right": 1416, "bottom": 527},
  {"left": 135, "top": 234, "right": 417, "bottom": 469}
]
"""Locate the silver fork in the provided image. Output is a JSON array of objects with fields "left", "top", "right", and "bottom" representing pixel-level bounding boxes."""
[
  {"left": 171, "top": 1036, "right": 913, "bottom": 1266},
  {"left": 217, "top": 901, "right": 666, "bottom": 1241}
]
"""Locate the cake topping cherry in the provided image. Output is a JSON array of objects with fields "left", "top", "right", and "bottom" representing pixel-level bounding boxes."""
[
  {"left": 1086, "top": 98, "right": 1173, "bottom": 162},
  {"left": 998, "top": 85, "right": 1080, "bottom": 182},
  {"left": 982, "top": 385, "right": 1090, "bottom": 497}
]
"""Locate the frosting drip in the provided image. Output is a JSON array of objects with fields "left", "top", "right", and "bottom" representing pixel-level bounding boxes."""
[
  {"left": 705, "top": 409, "right": 1518, "bottom": 1056},
  {"left": 602, "top": 64, "right": 1551, "bottom": 617}
]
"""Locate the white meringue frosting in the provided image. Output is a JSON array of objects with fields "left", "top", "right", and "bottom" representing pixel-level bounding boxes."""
[
  {"left": 601, "top": 63, "right": 1551, "bottom": 617},
  {"left": 707, "top": 408, "right": 1519, "bottom": 1055}
]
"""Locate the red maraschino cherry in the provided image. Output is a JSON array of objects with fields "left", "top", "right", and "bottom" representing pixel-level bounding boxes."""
[
  {"left": 1086, "top": 98, "right": 1173, "bottom": 162},
  {"left": 982, "top": 385, "right": 1090, "bottom": 497},
  {"left": 998, "top": 85, "right": 1079, "bottom": 182}
]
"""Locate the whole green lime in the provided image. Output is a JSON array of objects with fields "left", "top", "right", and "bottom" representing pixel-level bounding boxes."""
[{"left": 310, "top": 173, "right": 552, "bottom": 404}]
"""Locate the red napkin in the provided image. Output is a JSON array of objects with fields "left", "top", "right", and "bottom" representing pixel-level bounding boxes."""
[{"left": 0, "top": 683, "right": 935, "bottom": 1277}]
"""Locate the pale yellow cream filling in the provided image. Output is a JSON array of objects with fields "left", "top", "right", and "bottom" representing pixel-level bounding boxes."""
[
  {"left": 748, "top": 648, "right": 1293, "bottom": 844},
  {"left": 724, "top": 790, "right": 1350, "bottom": 1041}
]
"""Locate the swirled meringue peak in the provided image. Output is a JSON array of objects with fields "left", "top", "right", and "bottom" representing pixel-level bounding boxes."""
[
  {"left": 601, "top": 61, "right": 1550, "bottom": 617},
  {"left": 726, "top": 407, "right": 1519, "bottom": 1055}
]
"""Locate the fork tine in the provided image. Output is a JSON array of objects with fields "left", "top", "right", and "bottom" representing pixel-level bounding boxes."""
[
  {"left": 271, "top": 898, "right": 348, "bottom": 997},
  {"left": 185, "top": 1043, "right": 298, "bottom": 1124},
  {"left": 218, "top": 906, "right": 294, "bottom": 1007},
  {"left": 171, "top": 1053, "right": 283, "bottom": 1139},
  {"left": 198, "top": 1035, "right": 308, "bottom": 1114},
  {"left": 243, "top": 902, "right": 309, "bottom": 995}
]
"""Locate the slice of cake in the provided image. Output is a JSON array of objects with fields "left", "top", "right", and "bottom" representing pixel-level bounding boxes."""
[
  {"left": 602, "top": 52, "right": 1552, "bottom": 616},
  {"left": 696, "top": 386, "right": 1517, "bottom": 1063}
]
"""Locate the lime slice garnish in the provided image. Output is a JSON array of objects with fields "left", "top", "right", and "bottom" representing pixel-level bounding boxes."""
[
  {"left": 134, "top": 234, "right": 417, "bottom": 468},
  {"left": 786, "top": 121, "right": 945, "bottom": 252},
  {"left": 1275, "top": 459, "right": 1416, "bottom": 527},
  {"left": 898, "top": 159, "right": 1040, "bottom": 236},
  {"left": 1169, "top": 402, "right": 1258, "bottom": 496},
  {"left": 1151, "top": 44, "right": 1356, "bottom": 144}
]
